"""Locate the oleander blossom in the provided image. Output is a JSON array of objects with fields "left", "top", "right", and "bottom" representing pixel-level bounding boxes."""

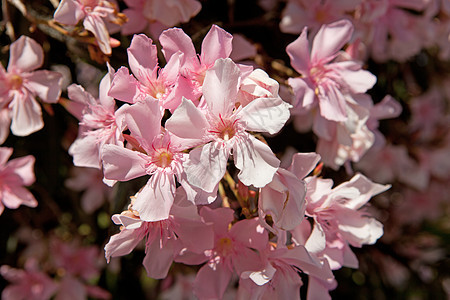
[
  {"left": 166, "top": 58, "right": 291, "bottom": 192},
  {"left": 101, "top": 98, "right": 213, "bottom": 221},
  {"left": 175, "top": 207, "right": 268, "bottom": 299},
  {"left": 122, "top": 0, "right": 201, "bottom": 37},
  {"left": 238, "top": 244, "right": 335, "bottom": 299},
  {"left": 0, "top": 263, "right": 58, "bottom": 300},
  {"left": 0, "top": 147, "right": 37, "bottom": 215},
  {"left": 280, "top": 0, "right": 361, "bottom": 35},
  {"left": 296, "top": 173, "right": 389, "bottom": 270},
  {"left": 108, "top": 33, "right": 194, "bottom": 112},
  {"left": 159, "top": 25, "right": 249, "bottom": 103},
  {"left": 66, "top": 64, "right": 127, "bottom": 169},
  {"left": 104, "top": 188, "right": 214, "bottom": 278},
  {"left": 286, "top": 19, "right": 376, "bottom": 122},
  {"left": 0, "top": 36, "right": 63, "bottom": 141},
  {"left": 54, "top": 0, "right": 126, "bottom": 55}
]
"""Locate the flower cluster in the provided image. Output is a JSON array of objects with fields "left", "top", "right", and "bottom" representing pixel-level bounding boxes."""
[{"left": 1, "top": 0, "right": 449, "bottom": 299}]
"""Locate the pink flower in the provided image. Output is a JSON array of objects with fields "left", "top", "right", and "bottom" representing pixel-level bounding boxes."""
[
  {"left": 54, "top": 0, "right": 125, "bottom": 55},
  {"left": 238, "top": 245, "right": 335, "bottom": 300},
  {"left": 101, "top": 99, "right": 213, "bottom": 221},
  {"left": 0, "top": 263, "right": 58, "bottom": 300},
  {"left": 408, "top": 88, "right": 446, "bottom": 141},
  {"left": 175, "top": 207, "right": 268, "bottom": 300},
  {"left": 0, "top": 36, "right": 62, "bottom": 139},
  {"left": 108, "top": 33, "right": 192, "bottom": 112},
  {"left": 280, "top": 0, "right": 361, "bottom": 35},
  {"left": 67, "top": 64, "right": 127, "bottom": 169},
  {"left": 122, "top": 0, "right": 201, "bottom": 37},
  {"left": 50, "top": 238, "right": 103, "bottom": 281},
  {"left": 166, "top": 58, "right": 291, "bottom": 192},
  {"left": 159, "top": 25, "right": 236, "bottom": 102},
  {"left": 353, "top": 0, "right": 430, "bottom": 62},
  {"left": 299, "top": 173, "right": 388, "bottom": 270},
  {"left": 237, "top": 69, "right": 283, "bottom": 108},
  {"left": 286, "top": 19, "right": 376, "bottom": 122},
  {"left": 259, "top": 152, "right": 321, "bottom": 232},
  {"left": 104, "top": 188, "right": 214, "bottom": 279},
  {"left": 314, "top": 99, "right": 375, "bottom": 170},
  {"left": 0, "top": 147, "right": 37, "bottom": 215}
]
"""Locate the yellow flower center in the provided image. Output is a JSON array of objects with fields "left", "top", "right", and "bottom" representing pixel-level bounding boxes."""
[
  {"left": 8, "top": 74, "right": 23, "bottom": 90},
  {"left": 217, "top": 237, "right": 233, "bottom": 255},
  {"left": 154, "top": 150, "right": 173, "bottom": 168}
]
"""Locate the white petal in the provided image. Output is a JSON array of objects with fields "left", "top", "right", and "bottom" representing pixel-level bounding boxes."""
[
  {"left": 237, "top": 97, "right": 291, "bottom": 134},
  {"left": 233, "top": 134, "right": 279, "bottom": 188}
]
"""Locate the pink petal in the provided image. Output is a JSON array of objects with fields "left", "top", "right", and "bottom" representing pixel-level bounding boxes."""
[
  {"left": 123, "top": 98, "right": 161, "bottom": 146},
  {"left": 160, "top": 27, "right": 197, "bottom": 67},
  {"left": 183, "top": 142, "right": 229, "bottom": 193},
  {"left": 229, "top": 218, "right": 268, "bottom": 250},
  {"left": 174, "top": 216, "right": 214, "bottom": 253},
  {"left": 317, "top": 85, "right": 347, "bottom": 122},
  {"left": 101, "top": 144, "right": 147, "bottom": 181},
  {"left": 23, "top": 70, "right": 62, "bottom": 103},
  {"left": 0, "top": 147, "right": 13, "bottom": 165},
  {"left": 193, "top": 262, "right": 232, "bottom": 300},
  {"left": 237, "top": 97, "right": 291, "bottom": 134},
  {"left": 8, "top": 36, "right": 43, "bottom": 73},
  {"left": 230, "top": 34, "right": 257, "bottom": 62},
  {"left": 289, "top": 152, "right": 321, "bottom": 180},
  {"left": 143, "top": 238, "right": 175, "bottom": 279},
  {"left": 127, "top": 34, "right": 158, "bottom": 82},
  {"left": 0, "top": 108, "right": 11, "bottom": 144},
  {"left": 179, "top": 174, "right": 218, "bottom": 205},
  {"left": 132, "top": 174, "right": 176, "bottom": 221},
  {"left": 311, "top": 19, "right": 354, "bottom": 64},
  {"left": 200, "top": 24, "right": 233, "bottom": 66},
  {"left": 275, "top": 169, "right": 306, "bottom": 230},
  {"left": 104, "top": 228, "right": 142, "bottom": 262},
  {"left": 233, "top": 134, "right": 279, "bottom": 188},
  {"left": 336, "top": 208, "right": 384, "bottom": 246},
  {"left": 165, "top": 98, "right": 208, "bottom": 148},
  {"left": 200, "top": 206, "right": 234, "bottom": 237},
  {"left": 307, "top": 276, "right": 332, "bottom": 300},
  {"left": 335, "top": 61, "right": 377, "bottom": 94},
  {"left": 69, "top": 134, "right": 102, "bottom": 169},
  {"left": 159, "top": 52, "right": 181, "bottom": 86},
  {"left": 53, "top": 0, "right": 84, "bottom": 25},
  {"left": 288, "top": 77, "right": 315, "bottom": 108},
  {"left": 98, "top": 63, "right": 116, "bottom": 110},
  {"left": 6, "top": 155, "right": 35, "bottom": 186},
  {"left": 203, "top": 58, "right": 241, "bottom": 116},
  {"left": 9, "top": 91, "right": 44, "bottom": 136},
  {"left": 121, "top": 9, "right": 148, "bottom": 35},
  {"left": 83, "top": 14, "right": 111, "bottom": 55},
  {"left": 334, "top": 173, "right": 390, "bottom": 210},
  {"left": 164, "top": 76, "right": 197, "bottom": 112},
  {"left": 370, "top": 95, "right": 402, "bottom": 120},
  {"left": 305, "top": 222, "right": 326, "bottom": 254},
  {"left": 286, "top": 27, "right": 311, "bottom": 74},
  {"left": 2, "top": 186, "right": 37, "bottom": 209},
  {"left": 108, "top": 67, "right": 140, "bottom": 103},
  {"left": 112, "top": 214, "right": 143, "bottom": 229}
]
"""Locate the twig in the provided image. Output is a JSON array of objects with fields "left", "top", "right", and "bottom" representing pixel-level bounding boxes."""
[{"left": 2, "top": 0, "right": 16, "bottom": 40}]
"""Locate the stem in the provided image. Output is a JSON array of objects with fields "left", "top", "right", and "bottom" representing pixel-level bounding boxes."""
[
  {"left": 223, "top": 171, "right": 252, "bottom": 218},
  {"left": 2, "top": 0, "right": 15, "bottom": 40}
]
